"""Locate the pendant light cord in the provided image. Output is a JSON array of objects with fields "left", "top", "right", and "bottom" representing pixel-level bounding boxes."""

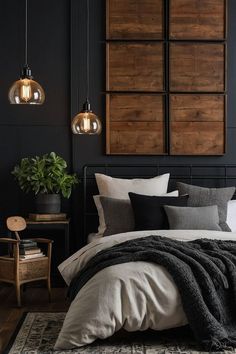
[
  {"left": 25, "top": 0, "right": 28, "bottom": 65},
  {"left": 86, "top": 0, "right": 90, "bottom": 100}
]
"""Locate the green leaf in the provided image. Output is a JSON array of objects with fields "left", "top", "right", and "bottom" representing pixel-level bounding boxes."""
[{"left": 12, "top": 152, "right": 79, "bottom": 197}]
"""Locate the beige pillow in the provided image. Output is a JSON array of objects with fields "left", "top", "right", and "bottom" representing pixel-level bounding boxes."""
[{"left": 95, "top": 173, "right": 170, "bottom": 199}]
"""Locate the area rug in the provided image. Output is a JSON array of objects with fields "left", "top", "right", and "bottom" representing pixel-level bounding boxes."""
[{"left": 6, "top": 312, "right": 236, "bottom": 354}]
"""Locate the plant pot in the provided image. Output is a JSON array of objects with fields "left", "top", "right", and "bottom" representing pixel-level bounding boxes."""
[{"left": 35, "top": 194, "right": 61, "bottom": 214}]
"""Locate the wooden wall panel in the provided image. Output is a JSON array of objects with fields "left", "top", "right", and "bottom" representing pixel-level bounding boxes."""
[
  {"left": 107, "top": 94, "right": 164, "bottom": 122},
  {"left": 106, "top": 0, "right": 227, "bottom": 155},
  {"left": 170, "top": 94, "right": 225, "bottom": 155},
  {"left": 170, "top": 94, "right": 225, "bottom": 122},
  {"left": 170, "top": 43, "right": 225, "bottom": 92},
  {"left": 108, "top": 122, "right": 165, "bottom": 155},
  {"left": 106, "top": 94, "right": 165, "bottom": 154},
  {"left": 106, "top": 43, "right": 164, "bottom": 92},
  {"left": 169, "top": 0, "right": 226, "bottom": 39},
  {"left": 170, "top": 122, "right": 225, "bottom": 155},
  {"left": 107, "top": 0, "right": 163, "bottom": 39}
]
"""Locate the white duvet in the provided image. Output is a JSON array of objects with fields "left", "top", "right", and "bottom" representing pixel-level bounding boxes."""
[{"left": 55, "top": 230, "right": 236, "bottom": 350}]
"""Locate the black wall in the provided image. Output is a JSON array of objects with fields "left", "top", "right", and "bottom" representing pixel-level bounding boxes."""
[
  {"left": 1, "top": 0, "right": 236, "bottom": 248},
  {"left": 0, "top": 0, "right": 70, "bottom": 230}
]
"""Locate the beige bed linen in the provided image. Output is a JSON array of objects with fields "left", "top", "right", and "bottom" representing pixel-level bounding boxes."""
[{"left": 55, "top": 230, "right": 236, "bottom": 349}]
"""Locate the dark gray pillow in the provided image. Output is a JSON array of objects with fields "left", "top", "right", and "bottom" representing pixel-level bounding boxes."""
[
  {"left": 176, "top": 182, "right": 235, "bottom": 231},
  {"left": 99, "top": 196, "right": 134, "bottom": 236},
  {"left": 164, "top": 205, "right": 222, "bottom": 231}
]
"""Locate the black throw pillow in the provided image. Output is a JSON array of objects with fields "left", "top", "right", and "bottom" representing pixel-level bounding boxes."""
[{"left": 129, "top": 192, "right": 189, "bottom": 231}]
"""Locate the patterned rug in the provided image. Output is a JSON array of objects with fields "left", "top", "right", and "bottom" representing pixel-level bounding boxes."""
[{"left": 6, "top": 312, "right": 236, "bottom": 354}]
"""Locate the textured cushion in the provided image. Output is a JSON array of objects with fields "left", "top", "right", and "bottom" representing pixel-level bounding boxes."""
[
  {"left": 94, "top": 195, "right": 133, "bottom": 237},
  {"left": 164, "top": 205, "right": 221, "bottom": 231},
  {"left": 226, "top": 200, "right": 236, "bottom": 232},
  {"left": 177, "top": 182, "right": 235, "bottom": 231},
  {"left": 100, "top": 196, "right": 134, "bottom": 236},
  {"left": 94, "top": 190, "right": 179, "bottom": 237},
  {"left": 129, "top": 193, "right": 188, "bottom": 231},
  {"left": 95, "top": 173, "right": 170, "bottom": 199}
]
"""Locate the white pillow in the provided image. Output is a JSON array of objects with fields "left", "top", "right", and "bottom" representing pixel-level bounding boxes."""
[
  {"left": 94, "top": 190, "right": 179, "bottom": 238},
  {"left": 95, "top": 173, "right": 170, "bottom": 199},
  {"left": 226, "top": 200, "right": 236, "bottom": 232}
]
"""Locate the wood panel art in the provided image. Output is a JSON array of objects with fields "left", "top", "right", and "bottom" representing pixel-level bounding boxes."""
[
  {"left": 170, "top": 122, "right": 225, "bottom": 155},
  {"left": 170, "top": 95, "right": 225, "bottom": 122},
  {"left": 106, "top": 43, "right": 164, "bottom": 92},
  {"left": 106, "top": 94, "right": 165, "bottom": 155},
  {"left": 170, "top": 94, "right": 225, "bottom": 155},
  {"left": 108, "top": 122, "right": 165, "bottom": 155},
  {"left": 106, "top": 0, "right": 227, "bottom": 155},
  {"left": 169, "top": 0, "right": 226, "bottom": 40},
  {"left": 107, "top": 0, "right": 163, "bottom": 40},
  {"left": 107, "top": 94, "right": 164, "bottom": 122},
  {"left": 170, "top": 43, "right": 225, "bottom": 92}
]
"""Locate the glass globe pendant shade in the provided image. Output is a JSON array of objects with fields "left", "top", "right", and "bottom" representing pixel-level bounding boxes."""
[
  {"left": 71, "top": 99, "right": 102, "bottom": 135},
  {"left": 8, "top": 65, "right": 45, "bottom": 105}
]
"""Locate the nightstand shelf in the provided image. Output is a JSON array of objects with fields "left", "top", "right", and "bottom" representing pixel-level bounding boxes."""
[{"left": 25, "top": 219, "right": 70, "bottom": 259}]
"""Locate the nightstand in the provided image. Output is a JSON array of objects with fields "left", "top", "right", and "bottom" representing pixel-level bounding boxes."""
[{"left": 25, "top": 219, "right": 70, "bottom": 258}]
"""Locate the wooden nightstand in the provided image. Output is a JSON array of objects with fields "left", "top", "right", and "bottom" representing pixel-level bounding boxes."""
[{"left": 25, "top": 219, "right": 70, "bottom": 258}]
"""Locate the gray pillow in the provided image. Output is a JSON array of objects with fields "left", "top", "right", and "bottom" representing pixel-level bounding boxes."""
[
  {"left": 99, "top": 196, "right": 135, "bottom": 236},
  {"left": 164, "top": 205, "right": 222, "bottom": 231},
  {"left": 176, "top": 182, "right": 235, "bottom": 231}
]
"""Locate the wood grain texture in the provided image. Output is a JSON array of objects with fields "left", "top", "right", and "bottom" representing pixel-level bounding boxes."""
[
  {"left": 170, "top": 43, "right": 225, "bottom": 92},
  {"left": 107, "top": 94, "right": 164, "bottom": 122},
  {"left": 169, "top": 0, "right": 226, "bottom": 39},
  {"left": 105, "top": 0, "right": 226, "bottom": 156},
  {"left": 108, "top": 122, "right": 165, "bottom": 155},
  {"left": 170, "top": 94, "right": 225, "bottom": 122},
  {"left": 0, "top": 220, "right": 53, "bottom": 307},
  {"left": 170, "top": 122, "right": 225, "bottom": 155},
  {"left": 106, "top": 0, "right": 163, "bottom": 39},
  {"left": 107, "top": 42, "right": 164, "bottom": 92}
]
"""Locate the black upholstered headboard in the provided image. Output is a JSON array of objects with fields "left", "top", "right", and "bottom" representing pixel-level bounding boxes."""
[{"left": 82, "top": 164, "right": 236, "bottom": 242}]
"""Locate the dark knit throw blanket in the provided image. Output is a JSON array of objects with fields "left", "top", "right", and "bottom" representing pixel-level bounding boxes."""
[{"left": 68, "top": 236, "right": 236, "bottom": 351}]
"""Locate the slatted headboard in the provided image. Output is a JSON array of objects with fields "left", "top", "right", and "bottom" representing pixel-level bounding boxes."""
[{"left": 82, "top": 164, "right": 236, "bottom": 243}]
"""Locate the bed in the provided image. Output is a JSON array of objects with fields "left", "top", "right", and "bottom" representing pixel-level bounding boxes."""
[{"left": 54, "top": 164, "right": 236, "bottom": 350}]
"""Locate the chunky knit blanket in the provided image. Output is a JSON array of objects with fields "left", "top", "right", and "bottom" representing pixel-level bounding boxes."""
[{"left": 68, "top": 236, "right": 236, "bottom": 350}]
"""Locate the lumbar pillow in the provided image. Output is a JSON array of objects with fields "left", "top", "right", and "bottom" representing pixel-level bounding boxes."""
[
  {"left": 176, "top": 182, "right": 235, "bottom": 231},
  {"left": 129, "top": 193, "right": 188, "bottom": 231},
  {"left": 94, "top": 190, "right": 179, "bottom": 237},
  {"left": 95, "top": 173, "right": 170, "bottom": 199},
  {"left": 164, "top": 205, "right": 221, "bottom": 231}
]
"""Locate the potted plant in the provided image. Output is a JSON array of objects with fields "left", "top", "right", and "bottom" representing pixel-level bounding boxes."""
[{"left": 12, "top": 152, "right": 78, "bottom": 214}]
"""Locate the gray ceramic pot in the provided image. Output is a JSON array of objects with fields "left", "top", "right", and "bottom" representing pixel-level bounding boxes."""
[{"left": 35, "top": 194, "right": 61, "bottom": 214}]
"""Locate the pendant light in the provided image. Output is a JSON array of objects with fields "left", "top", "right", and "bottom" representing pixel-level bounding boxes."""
[
  {"left": 71, "top": 0, "right": 101, "bottom": 135},
  {"left": 8, "top": 0, "right": 45, "bottom": 105}
]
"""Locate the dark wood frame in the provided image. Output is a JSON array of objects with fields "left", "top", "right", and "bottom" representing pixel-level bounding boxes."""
[{"left": 106, "top": 0, "right": 227, "bottom": 156}]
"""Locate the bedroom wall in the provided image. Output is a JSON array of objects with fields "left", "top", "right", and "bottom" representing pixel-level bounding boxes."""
[
  {"left": 0, "top": 0, "right": 71, "bottom": 232},
  {"left": 72, "top": 0, "right": 236, "bottom": 173},
  {"left": 1, "top": 0, "right": 236, "bottom": 248}
]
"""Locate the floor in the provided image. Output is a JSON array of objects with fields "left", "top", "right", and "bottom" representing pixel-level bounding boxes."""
[{"left": 0, "top": 284, "right": 69, "bottom": 354}]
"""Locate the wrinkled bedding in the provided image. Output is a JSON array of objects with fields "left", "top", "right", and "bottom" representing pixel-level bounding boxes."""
[{"left": 55, "top": 230, "right": 236, "bottom": 350}]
